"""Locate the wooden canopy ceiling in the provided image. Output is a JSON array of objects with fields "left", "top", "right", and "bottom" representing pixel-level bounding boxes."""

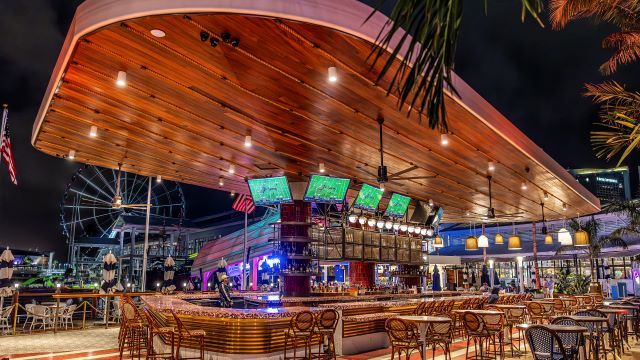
[{"left": 32, "top": 0, "right": 599, "bottom": 223}]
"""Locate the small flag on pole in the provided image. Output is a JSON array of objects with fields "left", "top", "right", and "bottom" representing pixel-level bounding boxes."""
[
  {"left": 232, "top": 193, "right": 256, "bottom": 214},
  {"left": 0, "top": 105, "right": 17, "bottom": 185}
]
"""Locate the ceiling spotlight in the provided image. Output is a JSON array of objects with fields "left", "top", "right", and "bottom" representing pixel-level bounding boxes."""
[
  {"left": 367, "top": 218, "right": 376, "bottom": 227},
  {"left": 543, "top": 192, "right": 549, "bottom": 201},
  {"left": 400, "top": 224, "right": 408, "bottom": 232},
  {"left": 210, "top": 37, "right": 219, "bottom": 47},
  {"left": 218, "top": 176, "right": 224, "bottom": 186},
  {"left": 68, "top": 150, "right": 76, "bottom": 160},
  {"left": 358, "top": 216, "right": 367, "bottom": 225},
  {"left": 328, "top": 66, "right": 338, "bottom": 82},
  {"left": 393, "top": 222, "right": 401, "bottom": 230},
  {"left": 488, "top": 161, "right": 495, "bottom": 171},
  {"left": 228, "top": 164, "right": 235, "bottom": 174},
  {"left": 376, "top": 219, "right": 385, "bottom": 229},
  {"left": 440, "top": 133, "right": 449, "bottom": 145},
  {"left": 521, "top": 182, "right": 528, "bottom": 190},
  {"left": 200, "top": 31, "right": 210, "bottom": 42},
  {"left": 116, "top": 71, "right": 127, "bottom": 87},
  {"left": 89, "top": 125, "right": 97, "bottom": 137},
  {"left": 385, "top": 221, "right": 393, "bottom": 229},
  {"left": 426, "top": 228, "right": 435, "bottom": 237},
  {"left": 156, "top": 175, "right": 162, "bottom": 183},
  {"left": 244, "top": 135, "right": 252, "bottom": 147},
  {"left": 562, "top": 203, "right": 567, "bottom": 211},
  {"left": 319, "top": 162, "right": 325, "bottom": 173},
  {"left": 348, "top": 214, "right": 358, "bottom": 223},
  {"left": 150, "top": 29, "right": 166, "bottom": 38}
]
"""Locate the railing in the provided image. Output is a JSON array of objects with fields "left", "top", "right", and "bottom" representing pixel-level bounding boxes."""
[{"left": 0, "top": 291, "right": 155, "bottom": 336}]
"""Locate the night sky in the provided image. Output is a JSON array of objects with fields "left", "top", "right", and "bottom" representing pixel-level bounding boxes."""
[{"left": 0, "top": 1, "right": 638, "bottom": 258}]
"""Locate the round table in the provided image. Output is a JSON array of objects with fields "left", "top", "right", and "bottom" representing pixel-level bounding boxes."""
[{"left": 396, "top": 315, "right": 452, "bottom": 360}]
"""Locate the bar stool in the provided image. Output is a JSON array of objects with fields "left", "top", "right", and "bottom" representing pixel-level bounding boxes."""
[
  {"left": 284, "top": 310, "right": 315, "bottom": 360},
  {"left": 385, "top": 317, "right": 423, "bottom": 360},
  {"left": 313, "top": 309, "right": 339, "bottom": 360},
  {"left": 426, "top": 319, "right": 453, "bottom": 360},
  {"left": 526, "top": 302, "right": 545, "bottom": 324},
  {"left": 463, "top": 311, "right": 504, "bottom": 359},
  {"left": 170, "top": 310, "right": 205, "bottom": 360},
  {"left": 142, "top": 307, "right": 175, "bottom": 359},
  {"left": 504, "top": 307, "right": 527, "bottom": 356},
  {"left": 119, "top": 299, "right": 148, "bottom": 359}
]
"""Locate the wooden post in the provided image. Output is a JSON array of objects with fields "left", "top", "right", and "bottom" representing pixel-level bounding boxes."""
[
  {"left": 532, "top": 222, "right": 541, "bottom": 290},
  {"left": 53, "top": 297, "right": 60, "bottom": 333},
  {"left": 104, "top": 295, "right": 110, "bottom": 329},
  {"left": 12, "top": 291, "right": 18, "bottom": 335},
  {"left": 82, "top": 301, "right": 87, "bottom": 329}
]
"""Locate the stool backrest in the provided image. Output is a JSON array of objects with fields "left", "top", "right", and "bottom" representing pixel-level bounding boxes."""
[
  {"left": 291, "top": 311, "right": 315, "bottom": 333},
  {"left": 462, "top": 311, "right": 485, "bottom": 335},
  {"left": 317, "top": 309, "right": 339, "bottom": 330},
  {"left": 413, "top": 301, "right": 426, "bottom": 315},
  {"left": 385, "top": 317, "right": 418, "bottom": 342}
]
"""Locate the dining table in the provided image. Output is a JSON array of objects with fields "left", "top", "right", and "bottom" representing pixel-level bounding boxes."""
[{"left": 396, "top": 315, "right": 452, "bottom": 360}]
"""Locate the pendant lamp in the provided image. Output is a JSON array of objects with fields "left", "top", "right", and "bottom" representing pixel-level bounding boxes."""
[
  {"left": 465, "top": 236, "right": 478, "bottom": 251},
  {"left": 434, "top": 235, "right": 444, "bottom": 248},
  {"left": 508, "top": 223, "right": 521, "bottom": 250},
  {"left": 544, "top": 233, "right": 553, "bottom": 244},
  {"left": 478, "top": 234, "right": 489, "bottom": 248},
  {"left": 495, "top": 233, "right": 504, "bottom": 245},
  {"left": 558, "top": 228, "right": 572, "bottom": 245},
  {"left": 574, "top": 229, "right": 589, "bottom": 246}
]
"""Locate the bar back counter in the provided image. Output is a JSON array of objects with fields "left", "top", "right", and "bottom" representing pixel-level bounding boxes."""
[{"left": 142, "top": 291, "right": 484, "bottom": 359}]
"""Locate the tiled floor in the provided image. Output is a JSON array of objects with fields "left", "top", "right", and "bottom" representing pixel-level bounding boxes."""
[{"left": 1, "top": 327, "right": 640, "bottom": 359}]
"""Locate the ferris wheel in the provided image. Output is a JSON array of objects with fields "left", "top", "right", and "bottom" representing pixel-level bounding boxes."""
[{"left": 60, "top": 164, "right": 186, "bottom": 239}]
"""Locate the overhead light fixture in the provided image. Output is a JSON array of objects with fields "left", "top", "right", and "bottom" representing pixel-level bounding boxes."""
[
  {"left": 426, "top": 228, "right": 434, "bottom": 237},
  {"left": 358, "top": 216, "right": 367, "bottom": 225},
  {"left": 508, "top": 234, "right": 522, "bottom": 250},
  {"left": 562, "top": 203, "right": 567, "bottom": 211},
  {"left": 408, "top": 225, "right": 415, "bottom": 233},
  {"left": 319, "top": 162, "right": 325, "bottom": 173},
  {"left": 218, "top": 176, "right": 224, "bottom": 186},
  {"left": 428, "top": 199, "right": 434, "bottom": 207},
  {"left": 89, "top": 125, "right": 98, "bottom": 137},
  {"left": 440, "top": 133, "right": 449, "bottom": 145},
  {"left": 414, "top": 226, "right": 421, "bottom": 234},
  {"left": 420, "top": 228, "right": 427, "bottom": 236},
  {"left": 328, "top": 66, "right": 338, "bottom": 82},
  {"left": 434, "top": 235, "right": 444, "bottom": 248},
  {"left": 230, "top": 190, "right": 236, "bottom": 197},
  {"left": 575, "top": 228, "right": 589, "bottom": 246},
  {"left": 465, "top": 236, "right": 478, "bottom": 251},
  {"left": 393, "top": 222, "right": 401, "bottom": 231},
  {"left": 478, "top": 234, "right": 489, "bottom": 248},
  {"left": 385, "top": 221, "right": 393, "bottom": 230},
  {"left": 380, "top": 182, "right": 385, "bottom": 191},
  {"left": 367, "top": 218, "right": 376, "bottom": 227},
  {"left": 68, "top": 150, "right": 76, "bottom": 160},
  {"left": 244, "top": 135, "right": 252, "bottom": 147},
  {"left": 544, "top": 233, "right": 553, "bottom": 244},
  {"left": 521, "top": 182, "right": 528, "bottom": 190},
  {"left": 116, "top": 71, "right": 127, "bottom": 87},
  {"left": 400, "top": 224, "right": 408, "bottom": 232},
  {"left": 376, "top": 219, "right": 385, "bottom": 229},
  {"left": 348, "top": 214, "right": 358, "bottom": 223},
  {"left": 150, "top": 29, "right": 166, "bottom": 38},
  {"left": 228, "top": 164, "right": 235, "bottom": 174},
  {"left": 495, "top": 233, "right": 504, "bottom": 244},
  {"left": 544, "top": 192, "right": 549, "bottom": 201},
  {"left": 558, "top": 227, "right": 572, "bottom": 245},
  {"left": 156, "top": 175, "right": 162, "bottom": 183},
  {"left": 488, "top": 161, "right": 495, "bottom": 172}
]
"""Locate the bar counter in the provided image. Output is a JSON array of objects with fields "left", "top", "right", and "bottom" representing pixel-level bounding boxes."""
[{"left": 141, "top": 292, "right": 484, "bottom": 359}]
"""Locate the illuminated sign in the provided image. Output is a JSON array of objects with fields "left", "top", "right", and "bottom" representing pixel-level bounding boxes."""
[{"left": 596, "top": 177, "right": 618, "bottom": 184}]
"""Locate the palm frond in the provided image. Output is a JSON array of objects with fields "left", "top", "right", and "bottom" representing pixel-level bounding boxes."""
[
  {"left": 600, "top": 31, "right": 640, "bottom": 74},
  {"left": 367, "top": 0, "right": 543, "bottom": 130},
  {"left": 599, "top": 235, "right": 629, "bottom": 249},
  {"left": 549, "top": 0, "right": 640, "bottom": 30},
  {"left": 555, "top": 245, "right": 577, "bottom": 255}
]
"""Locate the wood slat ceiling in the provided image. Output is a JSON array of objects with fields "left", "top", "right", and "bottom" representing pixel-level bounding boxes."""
[{"left": 33, "top": 12, "right": 599, "bottom": 223}]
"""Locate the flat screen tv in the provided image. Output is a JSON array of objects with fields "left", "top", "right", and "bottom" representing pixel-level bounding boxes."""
[
  {"left": 385, "top": 193, "right": 411, "bottom": 218},
  {"left": 247, "top": 176, "right": 293, "bottom": 206},
  {"left": 352, "top": 183, "right": 383, "bottom": 211},
  {"left": 303, "top": 175, "right": 350, "bottom": 204}
]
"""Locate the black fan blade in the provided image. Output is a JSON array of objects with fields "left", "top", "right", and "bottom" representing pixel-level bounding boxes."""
[{"left": 388, "top": 165, "right": 418, "bottom": 179}]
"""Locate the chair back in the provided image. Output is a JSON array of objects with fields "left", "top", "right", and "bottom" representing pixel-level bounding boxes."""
[
  {"left": 316, "top": 309, "right": 339, "bottom": 330},
  {"left": 462, "top": 311, "right": 486, "bottom": 336},
  {"left": 525, "top": 325, "right": 568, "bottom": 360},
  {"left": 385, "top": 317, "right": 418, "bottom": 343},
  {"left": 551, "top": 316, "right": 581, "bottom": 350},
  {"left": 64, "top": 304, "right": 77, "bottom": 316},
  {"left": 32, "top": 305, "right": 49, "bottom": 317},
  {"left": 413, "top": 302, "right": 426, "bottom": 315},
  {"left": 423, "top": 300, "right": 436, "bottom": 315},
  {"left": 142, "top": 307, "right": 164, "bottom": 331},
  {"left": 0, "top": 305, "right": 13, "bottom": 319},
  {"left": 290, "top": 311, "right": 315, "bottom": 333},
  {"left": 444, "top": 299, "right": 456, "bottom": 314},
  {"left": 553, "top": 298, "right": 565, "bottom": 313},
  {"left": 122, "top": 301, "right": 139, "bottom": 323},
  {"left": 526, "top": 302, "right": 544, "bottom": 317},
  {"left": 428, "top": 320, "right": 452, "bottom": 338}
]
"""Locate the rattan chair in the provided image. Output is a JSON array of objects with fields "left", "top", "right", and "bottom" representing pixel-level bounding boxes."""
[
  {"left": 385, "top": 317, "right": 423, "bottom": 360},
  {"left": 170, "top": 310, "right": 205, "bottom": 360},
  {"left": 425, "top": 320, "right": 453, "bottom": 360},
  {"left": 423, "top": 300, "right": 436, "bottom": 315},
  {"left": 413, "top": 302, "right": 427, "bottom": 316},
  {"left": 527, "top": 302, "right": 546, "bottom": 324},
  {"left": 462, "top": 311, "right": 504, "bottom": 360},
  {"left": 313, "top": 309, "right": 339, "bottom": 360},
  {"left": 525, "top": 325, "right": 568, "bottom": 360},
  {"left": 284, "top": 310, "right": 315, "bottom": 360},
  {"left": 550, "top": 317, "right": 582, "bottom": 359},
  {"left": 142, "top": 307, "right": 175, "bottom": 359},
  {"left": 119, "top": 299, "right": 148, "bottom": 359},
  {"left": 504, "top": 306, "right": 528, "bottom": 356}
]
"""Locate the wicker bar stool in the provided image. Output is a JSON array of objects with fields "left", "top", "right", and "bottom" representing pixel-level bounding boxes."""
[
  {"left": 142, "top": 307, "right": 175, "bottom": 359},
  {"left": 284, "top": 310, "right": 315, "bottom": 360},
  {"left": 426, "top": 320, "right": 453, "bottom": 360},
  {"left": 463, "top": 311, "right": 504, "bottom": 360},
  {"left": 385, "top": 317, "right": 423, "bottom": 360},
  {"left": 170, "top": 310, "right": 205, "bottom": 360},
  {"left": 119, "top": 299, "right": 148, "bottom": 359},
  {"left": 503, "top": 307, "right": 528, "bottom": 356},
  {"left": 313, "top": 309, "right": 339, "bottom": 360}
]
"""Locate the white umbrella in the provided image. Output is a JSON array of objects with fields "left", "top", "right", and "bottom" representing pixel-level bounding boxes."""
[
  {"left": 100, "top": 251, "right": 118, "bottom": 294},
  {"left": 0, "top": 247, "right": 15, "bottom": 300}
]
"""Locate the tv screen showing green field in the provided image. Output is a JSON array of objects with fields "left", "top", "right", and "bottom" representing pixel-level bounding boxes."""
[
  {"left": 385, "top": 193, "right": 411, "bottom": 217},
  {"left": 247, "top": 177, "right": 293, "bottom": 206},
  {"left": 353, "top": 183, "right": 383, "bottom": 211},
  {"left": 304, "top": 175, "right": 350, "bottom": 203}
]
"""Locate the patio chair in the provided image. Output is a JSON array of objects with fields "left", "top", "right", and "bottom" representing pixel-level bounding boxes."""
[
  {"left": 504, "top": 306, "right": 528, "bottom": 356},
  {"left": 171, "top": 310, "right": 205, "bottom": 360},
  {"left": 425, "top": 320, "right": 453, "bottom": 360},
  {"left": 526, "top": 302, "right": 546, "bottom": 324},
  {"left": 59, "top": 304, "right": 77, "bottom": 329},
  {"left": 575, "top": 310, "right": 609, "bottom": 358},
  {"left": 551, "top": 317, "right": 582, "bottom": 359},
  {"left": 29, "top": 305, "right": 51, "bottom": 331},
  {"left": 413, "top": 301, "right": 427, "bottom": 316},
  {"left": 0, "top": 305, "right": 14, "bottom": 335},
  {"left": 284, "top": 310, "right": 315, "bottom": 360},
  {"left": 463, "top": 311, "right": 504, "bottom": 359},
  {"left": 422, "top": 300, "right": 436, "bottom": 315},
  {"left": 22, "top": 303, "right": 35, "bottom": 330},
  {"left": 525, "top": 325, "right": 568, "bottom": 360},
  {"left": 313, "top": 308, "right": 339, "bottom": 360},
  {"left": 385, "top": 317, "right": 423, "bottom": 360}
]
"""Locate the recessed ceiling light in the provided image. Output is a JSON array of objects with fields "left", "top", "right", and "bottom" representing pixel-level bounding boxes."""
[
  {"left": 150, "top": 29, "right": 166, "bottom": 38},
  {"left": 68, "top": 150, "right": 76, "bottom": 160}
]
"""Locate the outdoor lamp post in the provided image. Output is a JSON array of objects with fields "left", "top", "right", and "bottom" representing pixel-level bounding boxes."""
[{"left": 517, "top": 257, "right": 524, "bottom": 293}]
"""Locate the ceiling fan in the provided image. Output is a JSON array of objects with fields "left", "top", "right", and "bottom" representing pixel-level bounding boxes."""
[
  {"left": 455, "top": 175, "right": 525, "bottom": 221},
  {"left": 359, "top": 115, "right": 436, "bottom": 187}
]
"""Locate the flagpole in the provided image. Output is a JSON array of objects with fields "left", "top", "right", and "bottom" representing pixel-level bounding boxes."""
[{"left": 242, "top": 210, "right": 248, "bottom": 291}]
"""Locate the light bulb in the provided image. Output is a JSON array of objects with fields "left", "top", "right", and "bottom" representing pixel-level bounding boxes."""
[
  {"left": 440, "top": 133, "right": 449, "bottom": 145},
  {"left": 219, "top": 176, "right": 224, "bottom": 186},
  {"left": 385, "top": 221, "right": 393, "bottom": 229},
  {"left": 420, "top": 228, "right": 427, "bottom": 236},
  {"left": 358, "top": 216, "right": 367, "bottom": 225},
  {"left": 414, "top": 226, "right": 421, "bottom": 234},
  {"left": 244, "top": 135, "right": 252, "bottom": 147},
  {"left": 426, "top": 228, "right": 434, "bottom": 237},
  {"left": 488, "top": 161, "right": 495, "bottom": 171},
  {"left": 521, "top": 182, "right": 527, "bottom": 190},
  {"left": 400, "top": 224, "right": 408, "bottom": 232},
  {"left": 376, "top": 220, "right": 385, "bottom": 229},
  {"left": 348, "top": 214, "right": 358, "bottom": 223},
  {"left": 328, "top": 66, "right": 337, "bottom": 82},
  {"left": 367, "top": 218, "right": 376, "bottom": 227},
  {"left": 408, "top": 225, "right": 415, "bottom": 233},
  {"left": 116, "top": 71, "right": 127, "bottom": 87},
  {"left": 156, "top": 175, "right": 162, "bottom": 183},
  {"left": 89, "top": 125, "right": 98, "bottom": 137},
  {"left": 393, "top": 223, "right": 401, "bottom": 230},
  {"left": 319, "top": 162, "right": 325, "bottom": 173},
  {"left": 68, "top": 150, "right": 76, "bottom": 159},
  {"left": 544, "top": 192, "right": 549, "bottom": 201},
  {"left": 228, "top": 164, "right": 235, "bottom": 174}
]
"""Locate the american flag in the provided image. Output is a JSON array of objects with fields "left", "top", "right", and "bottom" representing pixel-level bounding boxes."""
[
  {"left": 0, "top": 106, "right": 17, "bottom": 185},
  {"left": 232, "top": 193, "right": 255, "bottom": 214}
]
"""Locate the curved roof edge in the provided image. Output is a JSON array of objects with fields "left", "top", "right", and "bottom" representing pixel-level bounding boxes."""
[{"left": 32, "top": 0, "right": 600, "bottom": 213}]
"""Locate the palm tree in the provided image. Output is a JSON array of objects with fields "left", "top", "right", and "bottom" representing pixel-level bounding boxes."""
[
  {"left": 555, "top": 217, "right": 627, "bottom": 281},
  {"left": 549, "top": 0, "right": 640, "bottom": 164},
  {"left": 367, "top": 0, "right": 544, "bottom": 131},
  {"left": 603, "top": 199, "right": 640, "bottom": 238}
]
